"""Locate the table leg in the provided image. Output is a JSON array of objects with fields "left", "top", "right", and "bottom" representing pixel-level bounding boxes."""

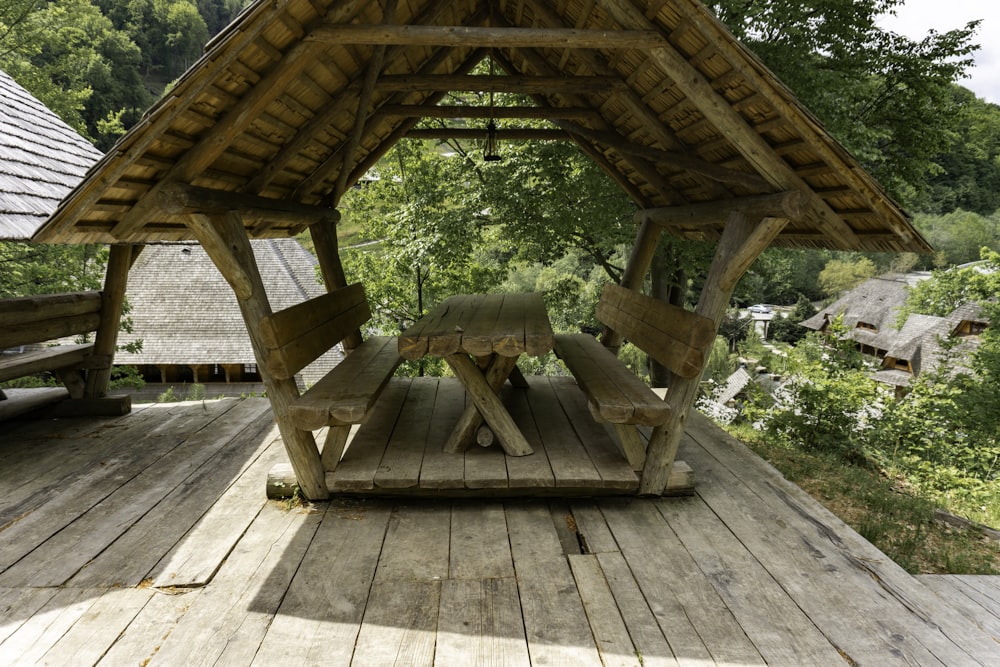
[
  {"left": 443, "top": 353, "right": 533, "bottom": 456},
  {"left": 443, "top": 354, "right": 517, "bottom": 453}
]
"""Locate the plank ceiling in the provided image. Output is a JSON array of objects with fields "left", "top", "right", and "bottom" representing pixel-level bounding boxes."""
[{"left": 32, "top": 0, "right": 931, "bottom": 254}]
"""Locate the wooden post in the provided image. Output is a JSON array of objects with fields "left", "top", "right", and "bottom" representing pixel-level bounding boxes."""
[
  {"left": 85, "top": 243, "right": 142, "bottom": 398},
  {"left": 638, "top": 209, "right": 789, "bottom": 495},
  {"left": 309, "top": 217, "right": 363, "bottom": 351},
  {"left": 186, "top": 210, "right": 328, "bottom": 500}
]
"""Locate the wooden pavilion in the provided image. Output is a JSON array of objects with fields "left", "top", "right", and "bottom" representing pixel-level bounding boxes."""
[{"left": 32, "top": 0, "right": 930, "bottom": 501}]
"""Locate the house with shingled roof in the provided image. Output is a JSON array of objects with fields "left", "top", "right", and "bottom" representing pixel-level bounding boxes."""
[
  {"left": 801, "top": 274, "right": 990, "bottom": 393},
  {"left": 115, "top": 239, "right": 343, "bottom": 400}
]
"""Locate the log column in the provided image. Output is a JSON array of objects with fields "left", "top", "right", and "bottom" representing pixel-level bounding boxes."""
[
  {"left": 637, "top": 193, "right": 805, "bottom": 494},
  {"left": 85, "top": 243, "right": 142, "bottom": 398},
  {"left": 186, "top": 210, "right": 328, "bottom": 500},
  {"left": 309, "top": 216, "right": 363, "bottom": 351}
]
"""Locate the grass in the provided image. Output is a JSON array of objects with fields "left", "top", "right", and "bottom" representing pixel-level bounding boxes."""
[{"left": 726, "top": 422, "right": 1000, "bottom": 574}]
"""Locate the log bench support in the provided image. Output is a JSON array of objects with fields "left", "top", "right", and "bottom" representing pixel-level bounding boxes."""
[
  {"left": 185, "top": 206, "right": 397, "bottom": 501},
  {"left": 555, "top": 282, "right": 715, "bottom": 474},
  {"left": 624, "top": 191, "right": 806, "bottom": 495}
]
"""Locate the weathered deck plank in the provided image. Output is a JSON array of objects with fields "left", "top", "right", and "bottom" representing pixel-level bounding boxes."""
[
  {"left": 252, "top": 499, "right": 392, "bottom": 666},
  {"left": 147, "top": 501, "right": 322, "bottom": 664},
  {"left": 0, "top": 399, "right": 241, "bottom": 582}
]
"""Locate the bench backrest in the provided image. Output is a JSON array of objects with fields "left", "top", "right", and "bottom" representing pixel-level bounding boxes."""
[
  {"left": 596, "top": 283, "right": 715, "bottom": 379},
  {"left": 0, "top": 292, "right": 103, "bottom": 350},
  {"left": 258, "top": 282, "right": 371, "bottom": 380}
]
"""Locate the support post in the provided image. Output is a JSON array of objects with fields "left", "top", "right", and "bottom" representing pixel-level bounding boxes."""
[
  {"left": 638, "top": 209, "right": 789, "bottom": 495},
  {"left": 186, "top": 210, "right": 328, "bottom": 500},
  {"left": 309, "top": 217, "right": 363, "bottom": 350},
  {"left": 85, "top": 243, "right": 142, "bottom": 398}
]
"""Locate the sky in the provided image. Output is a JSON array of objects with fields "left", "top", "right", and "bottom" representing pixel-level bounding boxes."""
[{"left": 878, "top": 0, "right": 1000, "bottom": 104}]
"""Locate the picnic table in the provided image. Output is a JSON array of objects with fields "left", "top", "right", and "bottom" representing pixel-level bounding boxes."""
[{"left": 398, "top": 293, "right": 554, "bottom": 456}]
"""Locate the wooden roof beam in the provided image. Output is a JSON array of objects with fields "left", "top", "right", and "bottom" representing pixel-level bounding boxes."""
[
  {"left": 375, "top": 75, "right": 625, "bottom": 94},
  {"left": 406, "top": 128, "right": 567, "bottom": 141},
  {"left": 158, "top": 182, "right": 340, "bottom": 226},
  {"left": 297, "top": 48, "right": 490, "bottom": 206},
  {"left": 559, "top": 123, "right": 770, "bottom": 191},
  {"left": 306, "top": 24, "right": 667, "bottom": 49},
  {"left": 496, "top": 43, "right": 684, "bottom": 206},
  {"left": 636, "top": 191, "right": 808, "bottom": 228},
  {"left": 107, "top": 5, "right": 374, "bottom": 240},
  {"left": 332, "top": 0, "right": 398, "bottom": 204},
  {"left": 375, "top": 104, "right": 600, "bottom": 120},
  {"left": 34, "top": 1, "right": 369, "bottom": 243},
  {"left": 596, "top": 0, "right": 863, "bottom": 248},
  {"left": 249, "top": 0, "right": 484, "bottom": 196}
]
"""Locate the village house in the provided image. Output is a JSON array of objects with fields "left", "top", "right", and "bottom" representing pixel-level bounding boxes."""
[
  {"left": 801, "top": 273, "right": 990, "bottom": 393},
  {"left": 115, "top": 239, "right": 343, "bottom": 401}
]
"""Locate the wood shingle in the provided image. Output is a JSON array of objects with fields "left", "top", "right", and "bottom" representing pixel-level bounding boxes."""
[{"left": 0, "top": 68, "right": 102, "bottom": 240}]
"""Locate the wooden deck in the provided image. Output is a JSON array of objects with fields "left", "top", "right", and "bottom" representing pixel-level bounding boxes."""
[{"left": 1, "top": 391, "right": 999, "bottom": 665}]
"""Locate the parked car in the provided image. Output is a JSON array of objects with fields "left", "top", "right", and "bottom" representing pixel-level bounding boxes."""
[{"left": 748, "top": 304, "right": 773, "bottom": 314}]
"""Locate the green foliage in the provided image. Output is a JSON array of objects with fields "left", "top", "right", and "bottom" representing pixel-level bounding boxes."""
[
  {"left": 915, "top": 88, "right": 1000, "bottom": 215},
  {"left": 744, "top": 325, "right": 880, "bottom": 463},
  {"left": 910, "top": 209, "right": 1000, "bottom": 268},
  {"left": 703, "top": 335, "right": 736, "bottom": 384},
  {"left": 0, "top": 242, "right": 107, "bottom": 297},
  {"left": 0, "top": 0, "right": 150, "bottom": 148},
  {"left": 769, "top": 295, "right": 817, "bottom": 344},
  {"left": 818, "top": 256, "right": 877, "bottom": 297},
  {"left": 898, "top": 248, "right": 1000, "bottom": 320}
]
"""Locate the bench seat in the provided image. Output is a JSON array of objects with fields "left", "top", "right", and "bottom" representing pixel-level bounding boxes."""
[
  {"left": 554, "top": 333, "right": 671, "bottom": 426},
  {"left": 287, "top": 336, "right": 402, "bottom": 431},
  {"left": 0, "top": 344, "right": 95, "bottom": 384}
]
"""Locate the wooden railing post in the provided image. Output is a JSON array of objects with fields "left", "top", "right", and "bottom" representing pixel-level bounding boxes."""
[{"left": 85, "top": 244, "right": 142, "bottom": 398}]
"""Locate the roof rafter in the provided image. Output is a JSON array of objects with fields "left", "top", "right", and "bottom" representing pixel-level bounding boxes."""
[
  {"left": 494, "top": 42, "right": 685, "bottom": 205},
  {"left": 246, "top": 0, "right": 480, "bottom": 197},
  {"left": 306, "top": 24, "right": 667, "bottom": 49},
  {"left": 375, "top": 74, "right": 626, "bottom": 94}
]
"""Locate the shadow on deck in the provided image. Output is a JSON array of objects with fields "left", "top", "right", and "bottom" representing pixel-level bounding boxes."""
[{"left": 1, "top": 390, "right": 998, "bottom": 664}]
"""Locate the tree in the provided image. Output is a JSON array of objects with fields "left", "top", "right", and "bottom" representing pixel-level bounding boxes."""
[
  {"left": 0, "top": 242, "right": 107, "bottom": 298},
  {"left": 898, "top": 248, "right": 1000, "bottom": 319},
  {"left": 911, "top": 209, "right": 1000, "bottom": 268},
  {"left": 818, "top": 256, "right": 877, "bottom": 296},
  {"left": 914, "top": 87, "right": 1000, "bottom": 215}
]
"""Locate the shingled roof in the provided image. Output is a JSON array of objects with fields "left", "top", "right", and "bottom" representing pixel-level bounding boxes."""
[
  {"left": 32, "top": 0, "right": 929, "bottom": 254},
  {"left": 0, "top": 68, "right": 102, "bottom": 240},
  {"left": 115, "top": 238, "right": 343, "bottom": 385},
  {"left": 799, "top": 274, "right": 922, "bottom": 345}
]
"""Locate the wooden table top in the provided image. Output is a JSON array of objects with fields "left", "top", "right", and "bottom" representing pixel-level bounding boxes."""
[{"left": 399, "top": 293, "right": 554, "bottom": 360}]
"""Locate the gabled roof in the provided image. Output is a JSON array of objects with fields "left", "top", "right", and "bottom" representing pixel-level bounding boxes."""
[
  {"left": 115, "top": 238, "right": 343, "bottom": 384},
  {"left": 0, "top": 69, "right": 102, "bottom": 240},
  {"left": 33, "top": 0, "right": 929, "bottom": 254},
  {"left": 800, "top": 275, "right": 920, "bottom": 339}
]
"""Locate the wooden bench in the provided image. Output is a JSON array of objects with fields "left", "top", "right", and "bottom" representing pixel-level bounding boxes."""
[
  {"left": 0, "top": 292, "right": 104, "bottom": 401},
  {"left": 554, "top": 283, "right": 715, "bottom": 469},
  {"left": 258, "top": 282, "right": 401, "bottom": 471}
]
